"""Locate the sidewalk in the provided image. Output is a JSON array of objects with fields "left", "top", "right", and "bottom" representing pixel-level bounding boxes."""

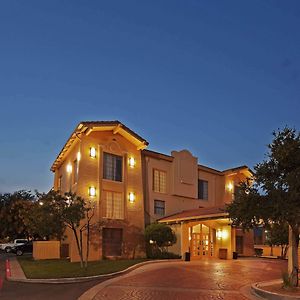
[{"left": 8, "top": 256, "right": 26, "bottom": 280}]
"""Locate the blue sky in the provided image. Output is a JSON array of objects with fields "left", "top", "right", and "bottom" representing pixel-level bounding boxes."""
[{"left": 0, "top": 1, "right": 299, "bottom": 193}]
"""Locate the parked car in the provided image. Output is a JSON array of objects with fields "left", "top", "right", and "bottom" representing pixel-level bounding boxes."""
[
  {"left": 0, "top": 239, "right": 28, "bottom": 253},
  {"left": 11, "top": 241, "right": 33, "bottom": 256}
]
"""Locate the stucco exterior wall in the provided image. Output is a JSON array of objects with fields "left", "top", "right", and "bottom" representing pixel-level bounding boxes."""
[{"left": 53, "top": 130, "right": 145, "bottom": 262}]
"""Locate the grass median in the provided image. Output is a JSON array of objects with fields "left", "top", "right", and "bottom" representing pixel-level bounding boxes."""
[{"left": 18, "top": 256, "right": 148, "bottom": 279}]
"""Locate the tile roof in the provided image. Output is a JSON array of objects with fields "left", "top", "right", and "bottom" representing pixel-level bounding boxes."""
[{"left": 158, "top": 205, "right": 228, "bottom": 223}]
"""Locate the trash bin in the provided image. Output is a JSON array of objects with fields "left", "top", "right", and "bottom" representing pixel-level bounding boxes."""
[
  {"left": 184, "top": 252, "right": 190, "bottom": 261},
  {"left": 233, "top": 251, "right": 238, "bottom": 259}
]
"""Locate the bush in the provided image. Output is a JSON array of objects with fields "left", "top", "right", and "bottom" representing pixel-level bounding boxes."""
[
  {"left": 254, "top": 248, "right": 263, "bottom": 256},
  {"left": 146, "top": 248, "right": 181, "bottom": 259}
]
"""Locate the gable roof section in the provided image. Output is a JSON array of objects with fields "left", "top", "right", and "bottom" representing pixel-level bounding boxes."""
[
  {"left": 51, "top": 121, "right": 148, "bottom": 172},
  {"left": 158, "top": 205, "right": 228, "bottom": 223}
]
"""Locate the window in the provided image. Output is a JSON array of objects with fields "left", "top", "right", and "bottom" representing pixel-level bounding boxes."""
[
  {"left": 154, "top": 200, "right": 165, "bottom": 216},
  {"left": 198, "top": 179, "right": 208, "bottom": 200},
  {"left": 58, "top": 175, "right": 62, "bottom": 191},
  {"left": 103, "top": 153, "right": 122, "bottom": 182},
  {"left": 153, "top": 169, "right": 166, "bottom": 193},
  {"left": 104, "top": 191, "right": 124, "bottom": 219},
  {"left": 72, "top": 159, "right": 78, "bottom": 184}
]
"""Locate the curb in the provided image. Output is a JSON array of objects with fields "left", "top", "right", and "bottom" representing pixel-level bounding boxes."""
[
  {"left": 251, "top": 280, "right": 300, "bottom": 300},
  {"left": 7, "top": 259, "right": 181, "bottom": 284}
]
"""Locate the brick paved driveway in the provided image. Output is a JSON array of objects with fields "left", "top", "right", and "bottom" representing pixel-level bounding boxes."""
[{"left": 85, "top": 258, "right": 287, "bottom": 300}]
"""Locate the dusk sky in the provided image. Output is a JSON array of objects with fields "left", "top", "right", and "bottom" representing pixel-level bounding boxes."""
[{"left": 0, "top": 1, "right": 299, "bottom": 193}]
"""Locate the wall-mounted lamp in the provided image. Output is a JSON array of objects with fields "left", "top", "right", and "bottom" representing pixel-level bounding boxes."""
[
  {"left": 128, "top": 192, "right": 135, "bottom": 203},
  {"left": 128, "top": 157, "right": 136, "bottom": 168},
  {"left": 66, "top": 164, "right": 72, "bottom": 173},
  {"left": 90, "top": 147, "right": 96, "bottom": 158},
  {"left": 216, "top": 229, "right": 228, "bottom": 240},
  {"left": 89, "top": 186, "right": 96, "bottom": 197},
  {"left": 227, "top": 182, "right": 233, "bottom": 192}
]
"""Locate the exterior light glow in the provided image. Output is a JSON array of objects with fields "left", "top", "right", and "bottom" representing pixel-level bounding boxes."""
[
  {"left": 216, "top": 229, "right": 228, "bottom": 240},
  {"left": 149, "top": 239, "right": 154, "bottom": 244},
  {"left": 39, "top": 201, "right": 44, "bottom": 206},
  {"left": 221, "top": 230, "right": 228, "bottom": 239},
  {"left": 128, "top": 157, "right": 136, "bottom": 168},
  {"left": 129, "top": 192, "right": 135, "bottom": 203},
  {"left": 77, "top": 152, "right": 81, "bottom": 161},
  {"left": 89, "top": 186, "right": 96, "bottom": 197},
  {"left": 216, "top": 229, "right": 222, "bottom": 240},
  {"left": 227, "top": 182, "right": 233, "bottom": 192},
  {"left": 66, "top": 164, "right": 72, "bottom": 173},
  {"left": 90, "top": 147, "right": 96, "bottom": 158}
]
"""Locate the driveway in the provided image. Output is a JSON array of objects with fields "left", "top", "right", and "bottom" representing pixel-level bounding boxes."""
[
  {"left": 81, "top": 258, "right": 287, "bottom": 300},
  {"left": 0, "top": 253, "right": 104, "bottom": 300}
]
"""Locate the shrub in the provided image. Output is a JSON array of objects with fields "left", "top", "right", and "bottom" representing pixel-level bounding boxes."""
[{"left": 254, "top": 248, "right": 263, "bottom": 256}]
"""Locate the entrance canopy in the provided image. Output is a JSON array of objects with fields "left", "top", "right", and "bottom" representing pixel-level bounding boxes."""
[{"left": 158, "top": 205, "right": 230, "bottom": 224}]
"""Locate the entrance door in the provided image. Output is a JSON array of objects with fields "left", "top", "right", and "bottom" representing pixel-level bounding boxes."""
[
  {"left": 191, "top": 233, "right": 201, "bottom": 259},
  {"left": 102, "top": 228, "right": 123, "bottom": 257},
  {"left": 201, "top": 225, "right": 210, "bottom": 257},
  {"left": 191, "top": 224, "right": 214, "bottom": 259}
]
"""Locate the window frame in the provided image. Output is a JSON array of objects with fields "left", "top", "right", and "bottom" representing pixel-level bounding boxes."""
[
  {"left": 103, "top": 190, "right": 124, "bottom": 220},
  {"left": 103, "top": 152, "right": 123, "bottom": 182},
  {"left": 154, "top": 199, "right": 165, "bottom": 216},
  {"left": 198, "top": 179, "right": 208, "bottom": 200},
  {"left": 153, "top": 169, "right": 167, "bottom": 193}
]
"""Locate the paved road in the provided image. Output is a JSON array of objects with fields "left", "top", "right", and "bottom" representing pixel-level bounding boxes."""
[
  {"left": 87, "top": 258, "right": 287, "bottom": 300},
  {"left": 0, "top": 253, "right": 105, "bottom": 300}
]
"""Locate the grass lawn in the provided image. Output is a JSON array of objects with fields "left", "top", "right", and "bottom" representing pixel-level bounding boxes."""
[{"left": 18, "top": 256, "right": 148, "bottom": 279}]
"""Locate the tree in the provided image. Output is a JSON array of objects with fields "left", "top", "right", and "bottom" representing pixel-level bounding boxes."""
[
  {"left": 145, "top": 223, "right": 176, "bottom": 257},
  {"left": 0, "top": 191, "right": 35, "bottom": 240},
  {"left": 227, "top": 127, "right": 300, "bottom": 287},
  {"left": 59, "top": 192, "right": 95, "bottom": 268},
  {"left": 265, "top": 222, "right": 289, "bottom": 258}
]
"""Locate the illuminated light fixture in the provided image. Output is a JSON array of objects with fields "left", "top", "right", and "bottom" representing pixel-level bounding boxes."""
[
  {"left": 227, "top": 182, "right": 233, "bottom": 192},
  {"left": 89, "top": 186, "right": 96, "bottom": 197},
  {"left": 39, "top": 201, "right": 44, "bottom": 206},
  {"left": 90, "top": 147, "right": 96, "bottom": 158},
  {"left": 66, "top": 164, "right": 72, "bottom": 173},
  {"left": 221, "top": 230, "right": 228, "bottom": 239},
  {"left": 77, "top": 152, "right": 81, "bottom": 161},
  {"left": 216, "top": 229, "right": 222, "bottom": 240},
  {"left": 149, "top": 239, "right": 154, "bottom": 244},
  {"left": 128, "top": 157, "right": 136, "bottom": 168},
  {"left": 128, "top": 192, "right": 135, "bottom": 203},
  {"left": 216, "top": 229, "right": 228, "bottom": 240}
]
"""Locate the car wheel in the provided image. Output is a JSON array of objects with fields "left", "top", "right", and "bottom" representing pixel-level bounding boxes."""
[
  {"left": 5, "top": 247, "right": 12, "bottom": 253},
  {"left": 16, "top": 249, "right": 23, "bottom": 256}
]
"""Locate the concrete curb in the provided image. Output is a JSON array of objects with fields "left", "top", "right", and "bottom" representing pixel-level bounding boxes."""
[
  {"left": 7, "top": 259, "right": 181, "bottom": 284},
  {"left": 251, "top": 279, "right": 300, "bottom": 300}
]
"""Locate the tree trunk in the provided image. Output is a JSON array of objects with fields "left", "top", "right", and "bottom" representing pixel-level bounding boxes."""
[
  {"left": 288, "top": 225, "right": 299, "bottom": 287},
  {"left": 85, "top": 222, "right": 90, "bottom": 269},
  {"left": 72, "top": 227, "right": 84, "bottom": 268}
]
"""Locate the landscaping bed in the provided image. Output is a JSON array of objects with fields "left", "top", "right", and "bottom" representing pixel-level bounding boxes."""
[
  {"left": 262, "top": 283, "right": 300, "bottom": 297},
  {"left": 18, "top": 256, "right": 148, "bottom": 279}
]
